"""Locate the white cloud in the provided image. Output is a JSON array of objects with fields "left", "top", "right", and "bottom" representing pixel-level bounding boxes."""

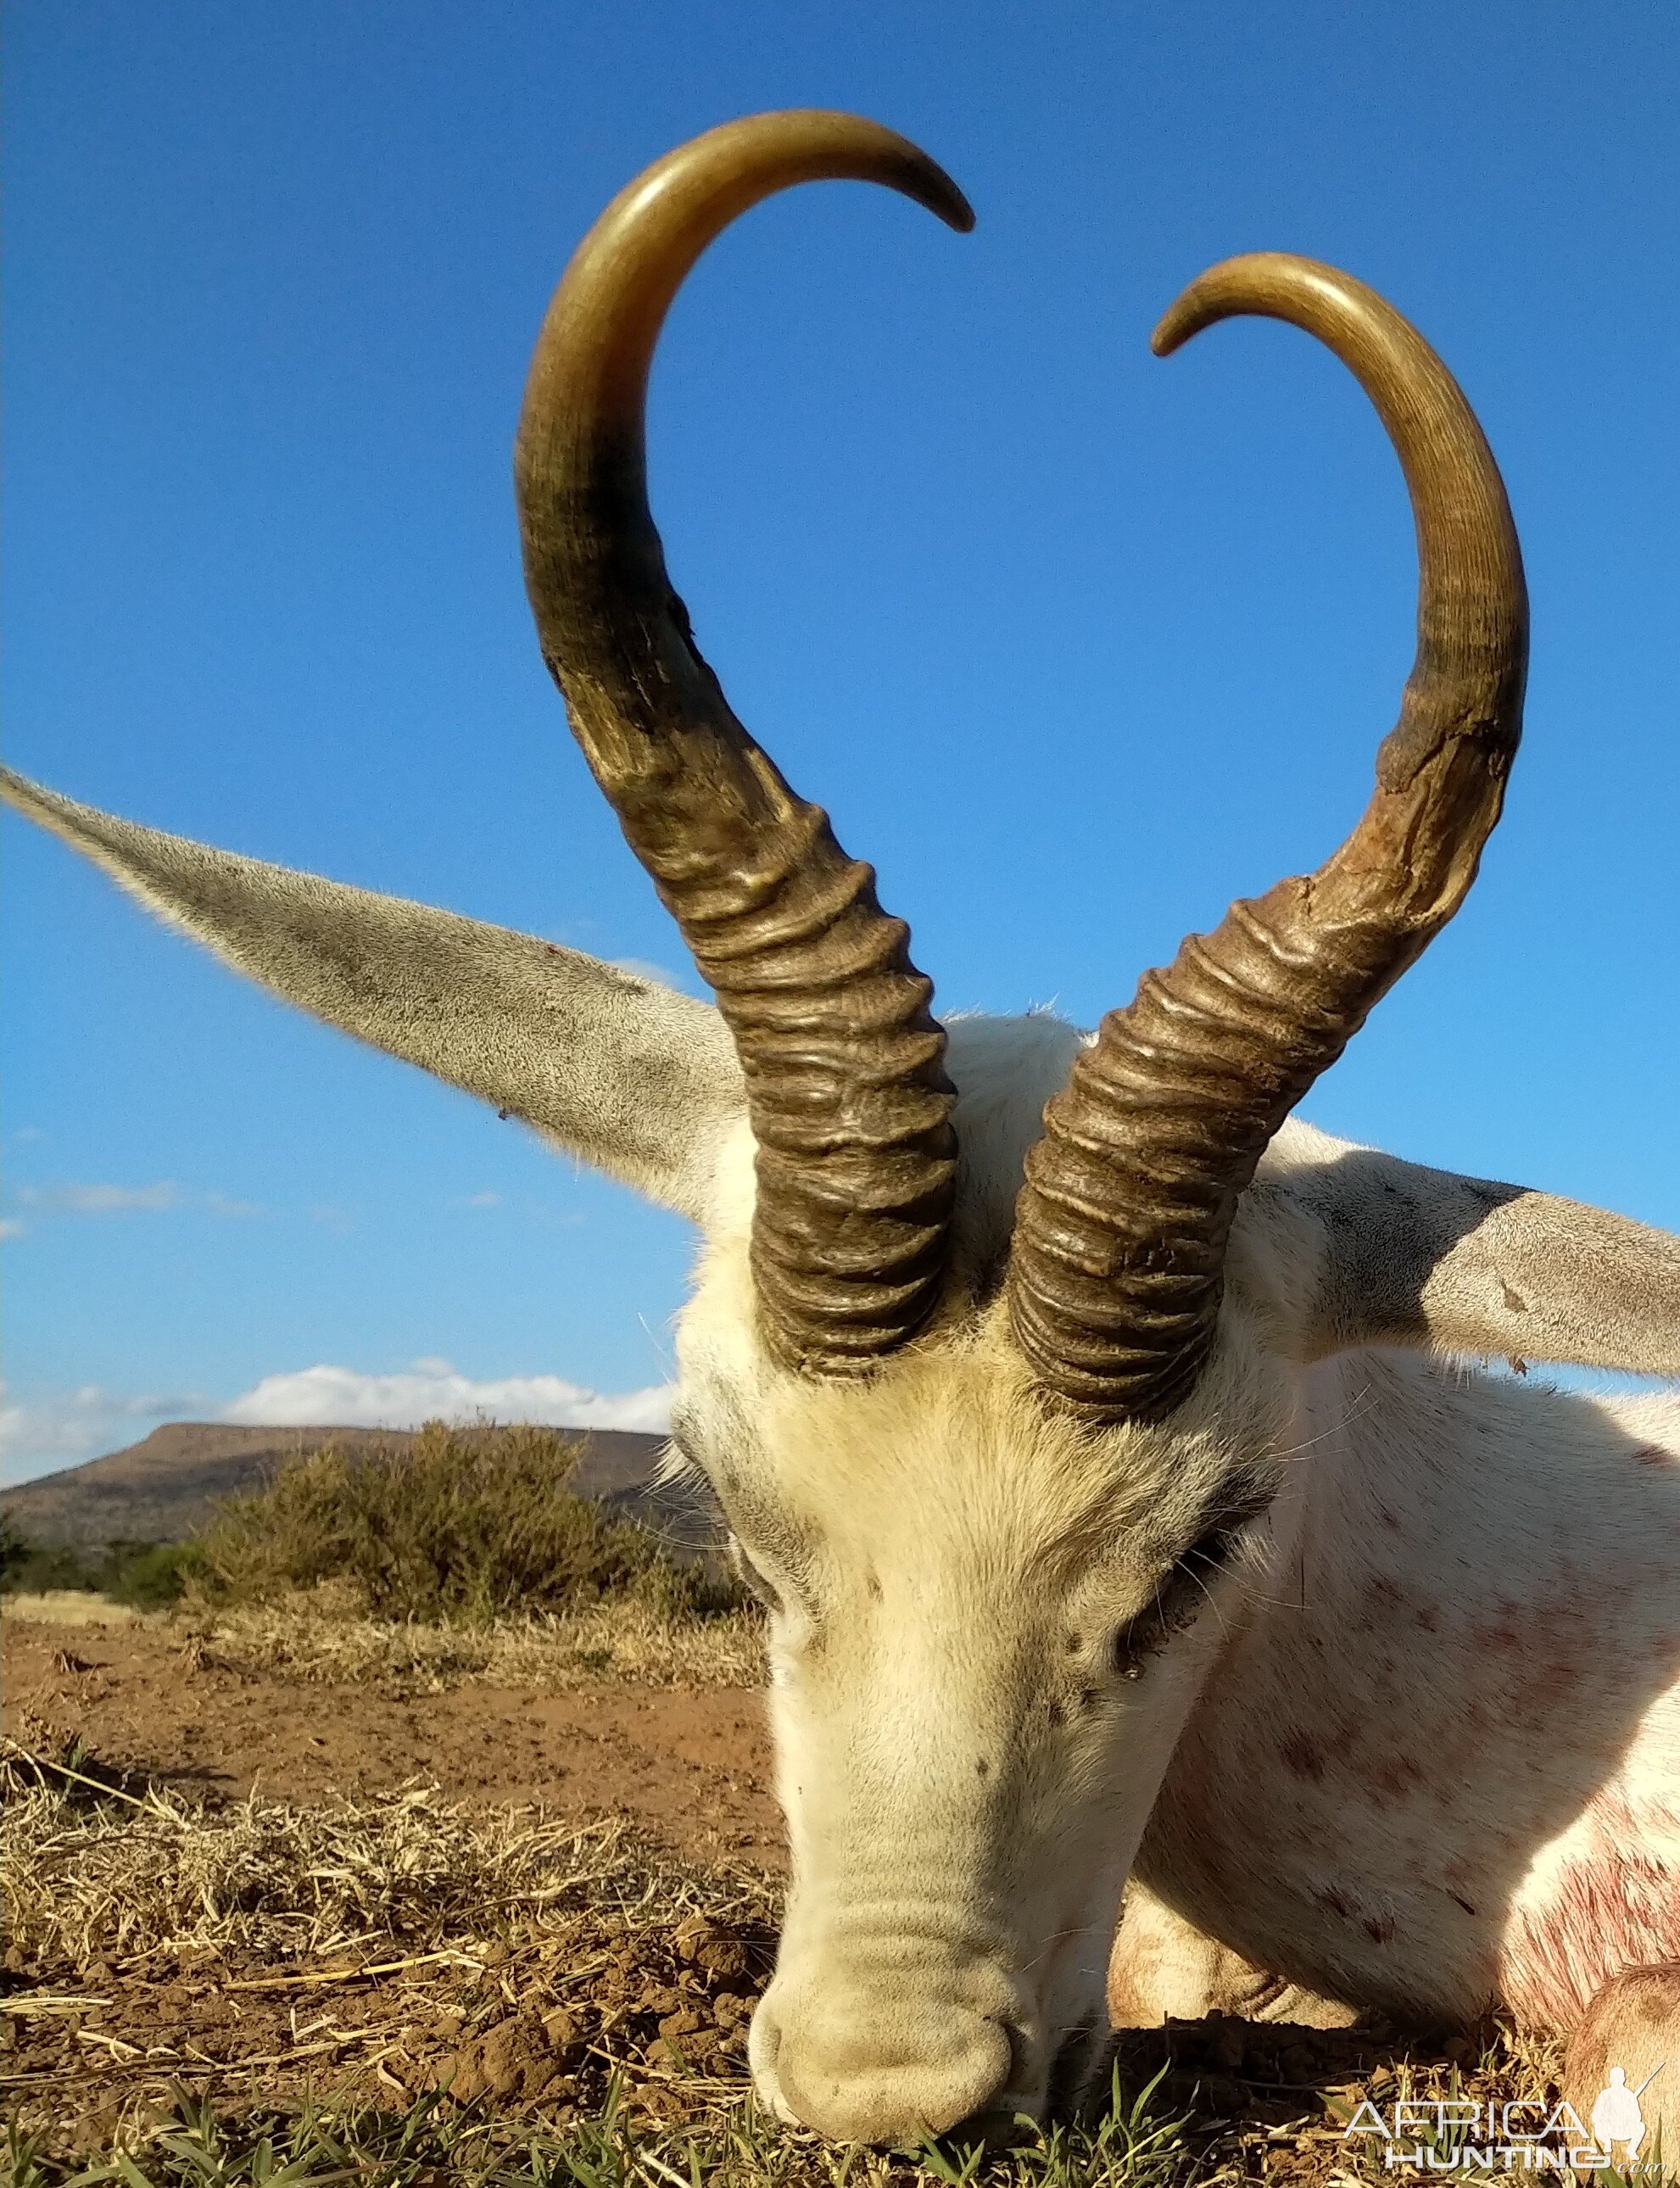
[
  {"left": 0, "top": 1382, "right": 206, "bottom": 1482},
  {"left": 0, "top": 1219, "right": 24, "bottom": 1241},
  {"left": 14, "top": 1182, "right": 262, "bottom": 1219},
  {"left": 220, "top": 1359, "right": 673, "bottom": 1435},
  {"left": 20, "top": 1181, "right": 181, "bottom": 1214},
  {"left": 465, "top": 1192, "right": 503, "bottom": 1208}
]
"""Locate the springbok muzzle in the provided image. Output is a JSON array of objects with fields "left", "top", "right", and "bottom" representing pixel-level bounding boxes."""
[{"left": 751, "top": 1978, "right": 1023, "bottom": 2142}]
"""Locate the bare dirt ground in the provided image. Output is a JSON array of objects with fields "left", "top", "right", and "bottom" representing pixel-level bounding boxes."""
[{"left": 2, "top": 1610, "right": 783, "bottom": 1867}]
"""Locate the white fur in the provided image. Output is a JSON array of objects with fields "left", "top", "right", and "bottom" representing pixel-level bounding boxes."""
[{"left": 669, "top": 1018, "right": 1679, "bottom": 2139}]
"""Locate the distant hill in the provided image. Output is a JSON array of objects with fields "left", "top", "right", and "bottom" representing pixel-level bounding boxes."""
[{"left": 1, "top": 1421, "right": 720, "bottom": 1556}]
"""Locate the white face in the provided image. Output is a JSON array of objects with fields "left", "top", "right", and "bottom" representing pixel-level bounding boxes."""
[{"left": 671, "top": 1232, "right": 1288, "bottom": 2143}]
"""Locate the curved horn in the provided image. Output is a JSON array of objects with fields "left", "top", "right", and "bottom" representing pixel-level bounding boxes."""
[
  {"left": 1010, "top": 254, "right": 1528, "bottom": 1421},
  {"left": 515, "top": 113, "right": 973, "bottom": 1376}
]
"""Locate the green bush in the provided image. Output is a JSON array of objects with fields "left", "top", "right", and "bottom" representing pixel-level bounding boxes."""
[
  {"left": 190, "top": 1421, "right": 735, "bottom": 1625},
  {"left": 1, "top": 1514, "right": 47, "bottom": 1593},
  {"left": 0, "top": 1511, "right": 20, "bottom": 1578},
  {"left": 0, "top": 1521, "right": 198, "bottom": 1607},
  {"left": 106, "top": 1539, "right": 203, "bottom": 1610}
]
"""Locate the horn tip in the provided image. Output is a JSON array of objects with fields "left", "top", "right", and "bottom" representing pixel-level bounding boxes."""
[
  {"left": 1151, "top": 282, "right": 1218, "bottom": 358},
  {"left": 1148, "top": 315, "right": 1185, "bottom": 360},
  {"left": 784, "top": 109, "right": 974, "bottom": 235},
  {"left": 945, "top": 184, "right": 978, "bottom": 234},
  {"left": 913, "top": 162, "right": 975, "bottom": 235},
  {"left": 1151, "top": 252, "right": 1333, "bottom": 358}
]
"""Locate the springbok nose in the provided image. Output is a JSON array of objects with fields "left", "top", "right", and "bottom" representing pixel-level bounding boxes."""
[{"left": 756, "top": 1994, "right": 1016, "bottom": 2143}]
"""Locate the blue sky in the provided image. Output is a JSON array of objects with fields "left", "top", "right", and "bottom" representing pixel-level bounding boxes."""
[{"left": 5, "top": 1, "right": 1677, "bottom": 1482}]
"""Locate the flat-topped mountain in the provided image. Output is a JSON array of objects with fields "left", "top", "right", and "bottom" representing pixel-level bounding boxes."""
[{"left": 1, "top": 1421, "right": 717, "bottom": 1554}]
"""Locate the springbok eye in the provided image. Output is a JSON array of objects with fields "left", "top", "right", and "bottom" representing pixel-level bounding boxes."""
[
  {"left": 1110, "top": 1521, "right": 1248, "bottom": 1678},
  {"left": 728, "top": 1536, "right": 782, "bottom": 1612},
  {"left": 1176, "top": 1521, "right": 1242, "bottom": 1582}
]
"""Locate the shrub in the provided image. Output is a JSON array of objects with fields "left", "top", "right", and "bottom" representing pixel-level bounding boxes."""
[
  {"left": 190, "top": 1421, "right": 735, "bottom": 1625},
  {"left": 106, "top": 1539, "right": 203, "bottom": 1610},
  {"left": 0, "top": 1516, "right": 88, "bottom": 1596},
  {"left": 0, "top": 1524, "right": 197, "bottom": 1607},
  {"left": 0, "top": 1510, "right": 29, "bottom": 1588}
]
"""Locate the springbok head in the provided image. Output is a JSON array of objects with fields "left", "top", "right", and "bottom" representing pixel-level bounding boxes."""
[{"left": 9, "top": 110, "right": 1553, "bottom": 2138}]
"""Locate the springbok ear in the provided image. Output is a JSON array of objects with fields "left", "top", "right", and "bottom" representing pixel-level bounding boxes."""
[
  {"left": 1247, "top": 1126, "right": 1680, "bottom": 1377},
  {"left": 3, "top": 767, "right": 745, "bottom": 1223}
]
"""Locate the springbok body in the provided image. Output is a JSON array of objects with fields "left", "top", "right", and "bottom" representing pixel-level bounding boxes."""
[{"left": 8, "top": 112, "right": 1677, "bottom": 2148}]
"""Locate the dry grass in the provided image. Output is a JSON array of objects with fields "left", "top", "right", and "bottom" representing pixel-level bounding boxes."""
[
  {"left": 1, "top": 1742, "right": 767, "bottom": 1972},
  {"left": 173, "top": 1580, "right": 764, "bottom": 1691},
  {"left": 0, "top": 1592, "right": 140, "bottom": 1627}
]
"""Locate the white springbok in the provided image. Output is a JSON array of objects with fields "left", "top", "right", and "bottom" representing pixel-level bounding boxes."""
[{"left": 8, "top": 112, "right": 1677, "bottom": 2149}]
